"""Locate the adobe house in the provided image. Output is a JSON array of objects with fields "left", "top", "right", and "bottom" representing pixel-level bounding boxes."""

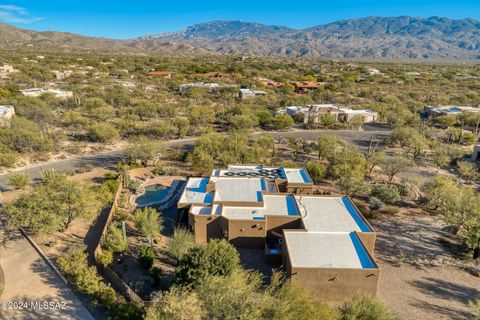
[{"left": 177, "top": 165, "right": 379, "bottom": 304}]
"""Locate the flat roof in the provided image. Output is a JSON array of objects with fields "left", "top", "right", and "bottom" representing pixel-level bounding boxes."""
[
  {"left": 284, "top": 231, "right": 376, "bottom": 269},
  {"left": 296, "top": 196, "right": 372, "bottom": 232},
  {"left": 178, "top": 178, "right": 213, "bottom": 205},
  {"left": 221, "top": 194, "right": 300, "bottom": 219},
  {"left": 283, "top": 168, "right": 312, "bottom": 183},
  {"left": 213, "top": 177, "right": 265, "bottom": 203},
  {"left": 190, "top": 204, "right": 221, "bottom": 215}
]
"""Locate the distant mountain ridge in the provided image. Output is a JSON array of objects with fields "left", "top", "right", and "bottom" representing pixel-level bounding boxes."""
[{"left": 1, "top": 16, "right": 480, "bottom": 60}]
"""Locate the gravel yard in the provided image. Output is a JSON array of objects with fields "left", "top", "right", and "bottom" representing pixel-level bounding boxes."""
[{"left": 371, "top": 213, "right": 480, "bottom": 320}]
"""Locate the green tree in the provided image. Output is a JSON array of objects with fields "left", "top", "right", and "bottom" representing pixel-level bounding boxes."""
[
  {"left": 175, "top": 239, "right": 240, "bottom": 285},
  {"left": 306, "top": 160, "right": 327, "bottom": 184},
  {"left": 3, "top": 171, "right": 99, "bottom": 233},
  {"left": 7, "top": 172, "right": 30, "bottom": 190},
  {"left": 330, "top": 148, "right": 367, "bottom": 180},
  {"left": 188, "top": 105, "right": 215, "bottom": 126},
  {"left": 370, "top": 184, "right": 401, "bottom": 204},
  {"left": 366, "top": 151, "right": 385, "bottom": 175},
  {"left": 335, "top": 176, "right": 370, "bottom": 196},
  {"left": 87, "top": 123, "right": 119, "bottom": 143},
  {"left": 138, "top": 245, "right": 156, "bottom": 269},
  {"left": 378, "top": 156, "right": 413, "bottom": 181},
  {"left": 320, "top": 113, "right": 337, "bottom": 128},
  {"left": 167, "top": 228, "right": 196, "bottom": 261},
  {"left": 133, "top": 207, "right": 164, "bottom": 242},
  {"left": 317, "top": 135, "right": 345, "bottom": 160},
  {"left": 272, "top": 114, "right": 294, "bottom": 130},
  {"left": 146, "top": 287, "right": 205, "bottom": 320},
  {"left": 423, "top": 176, "right": 480, "bottom": 258},
  {"left": 104, "top": 224, "right": 128, "bottom": 253},
  {"left": 124, "top": 137, "right": 162, "bottom": 167}
]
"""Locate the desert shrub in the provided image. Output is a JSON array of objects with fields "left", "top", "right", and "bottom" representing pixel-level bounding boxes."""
[
  {"left": 58, "top": 245, "right": 144, "bottom": 319},
  {"left": 7, "top": 172, "right": 30, "bottom": 189},
  {"left": 96, "top": 249, "right": 113, "bottom": 267},
  {"left": 103, "top": 224, "right": 128, "bottom": 253},
  {"left": 335, "top": 176, "right": 370, "bottom": 196},
  {"left": 167, "top": 228, "right": 196, "bottom": 261},
  {"left": 340, "top": 296, "right": 397, "bottom": 320},
  {"left": 306, "top": 160, "right": 327, "bottom": 184},
  {"left": 175, "top": 239, "right": 240, "bottom": 285},
  {"left": 138, "top": 245, "right": 156, "bottom": 269},
  {"left": 370, "top": 184, "right": 401, "bottom": 204},
  {"left": 369, "top": 197, "right": 385, "bottom": 210},
  {"left": 87, "top": 123, "right": 119, "bottom": 143},
  {"left": 133, "top": 207, "right": 163, "bottom": 242}
]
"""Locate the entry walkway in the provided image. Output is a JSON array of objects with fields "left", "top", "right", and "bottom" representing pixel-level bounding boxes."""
[{"left": 0, "top": 231, "right": 95, "bottom": 320}]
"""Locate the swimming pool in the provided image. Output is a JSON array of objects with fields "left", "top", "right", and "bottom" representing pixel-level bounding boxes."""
[{"left": 135, "top": 184, "right": 171, "bottom": 207}]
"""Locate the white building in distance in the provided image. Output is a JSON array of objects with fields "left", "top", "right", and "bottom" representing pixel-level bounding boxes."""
[
  {"left": 0, "top": 105, "right": 15, "bottom": 126},
  {"left": 239, "top": 88, "right": 267, "bottom": 99},
  {"left": 20, "top": 88, "right": 74, "bottom": 99}
]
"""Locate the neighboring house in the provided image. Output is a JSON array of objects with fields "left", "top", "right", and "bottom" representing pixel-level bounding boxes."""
[
  {"left": 179, "top": 82, "right": 236, "bottom": 94},
  {"left": 178, "top": 164, "right": 379, "bottom": 304},
  {"left": 338, "top": 108, "right": 378, "bottom": 123},
  {"left": 148, "top": 71, "right": 173, "bottom": 79},
  {"left": 20, "top": 88, "right": 74, "bottom": 99},
  {"left": 0, "top": 61, "right": 18, "bottom": 78},
  {"left": 473, "top": 145, "right": 480, "bottom": 162},
  {"left": 257, "top": 78, "right": 284, "bottom": 88},
  {"left": 283, "top": 104, "right": 377, "bottom": 124},
  {"left": 52, "top": 70, "right": 74, "bottom": 80},
  {"left": 289, "top": 81, "right": 324, "bottom": 93},
  {"left": 0, "top": 105, "right": 15, "bottom": 126},
  {"left": 195, "top": 72, "right": 233, "bottom": 80},
  {"left": 424, "top": 105, "right": 480, "bottom": 118},
  {"left": 239, "top": 88, "right": 267, "bottom": 99},
  {"left": 367, "top": 67, "right": 381, "bottom": 76}
]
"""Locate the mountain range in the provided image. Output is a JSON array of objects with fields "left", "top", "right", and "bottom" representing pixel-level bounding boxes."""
[{"left": 1, "top": 16, "right": 480, "bottom": 60}]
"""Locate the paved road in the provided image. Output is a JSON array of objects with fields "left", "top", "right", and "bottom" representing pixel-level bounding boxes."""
[{"left": 0, "top": 129, "right": 390, "bottom": 191}]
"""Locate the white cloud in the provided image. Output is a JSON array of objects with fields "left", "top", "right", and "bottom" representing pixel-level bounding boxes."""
[{"left": 0, "top": 4, "right": 41, "bottom": 24}]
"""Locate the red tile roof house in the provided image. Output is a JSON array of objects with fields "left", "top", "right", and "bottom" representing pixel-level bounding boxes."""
[
  {"left": 289, "top": 81, "right": 324, "bottom": 93},
  {"left": 148, "top": 71, "right": 173, "bottom": 79}
]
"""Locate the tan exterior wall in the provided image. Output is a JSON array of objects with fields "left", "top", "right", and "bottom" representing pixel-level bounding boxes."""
[
  {"left": 190, "top": 213, "right": 222, "bottom": 244},
  {"left": 289, "top": 267, "right": 380, "bottom": 304},
  {"left": 227, "top": 219, "right": 266, "bottom": 248},
  {"left": 266, "top": 216, "right": 302, "bottom": 238}
]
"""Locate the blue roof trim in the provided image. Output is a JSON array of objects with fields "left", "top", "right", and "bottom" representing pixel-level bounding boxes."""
[
  {"left": 286, "top": 195, "right": 300, "bottom": 216},
  {"left": 349, "top": 232, "right": 375, "bottom": 269},
  {"left": 204, "top": 192, "right": 214, "bottom": 204},
  {"left": 300, "top": 168, "right": 312, "bottom": 183},
  {"left": 260, "top": 178, "right": 266, "bottom": 190},
  {"left": 342, "top": 196, "right": 371, "bottom": 232},
  {"left": 253, "top": 216, "right": 265, "bottom": 220}
]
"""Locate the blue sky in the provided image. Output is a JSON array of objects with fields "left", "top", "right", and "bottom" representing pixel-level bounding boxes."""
[{"left": 2, "top": 0, "right": 480, "bottom": 39}]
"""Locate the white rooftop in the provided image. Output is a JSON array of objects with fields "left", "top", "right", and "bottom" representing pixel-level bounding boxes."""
[
  {"left": 283, "top": 168, "right": 312, "bottom": 183},
  {"left": 284, "top": 231, "right": 375, "bottom": 269},
  {"left": 221, "top": 194, "right": 300, "bottom": 219},
  {"left": 0, "top": 105, "right": 14, "bottom": 116},
  {"left": 339, "top": 108, "right": 378, "bottom": 115},
  {"left": 296, "top": 196, "right": 372, "bottom": 233},
  {"left": 178, "top": 178, "right": 213, "bottom": 205},
  {"left": 213, "top": 177, "right": 265, "bottom": 203}
]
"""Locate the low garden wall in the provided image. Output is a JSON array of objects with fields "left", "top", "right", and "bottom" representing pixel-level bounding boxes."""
[{"left": 92, "top": 176, "right": 145, "bottom": 304}]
